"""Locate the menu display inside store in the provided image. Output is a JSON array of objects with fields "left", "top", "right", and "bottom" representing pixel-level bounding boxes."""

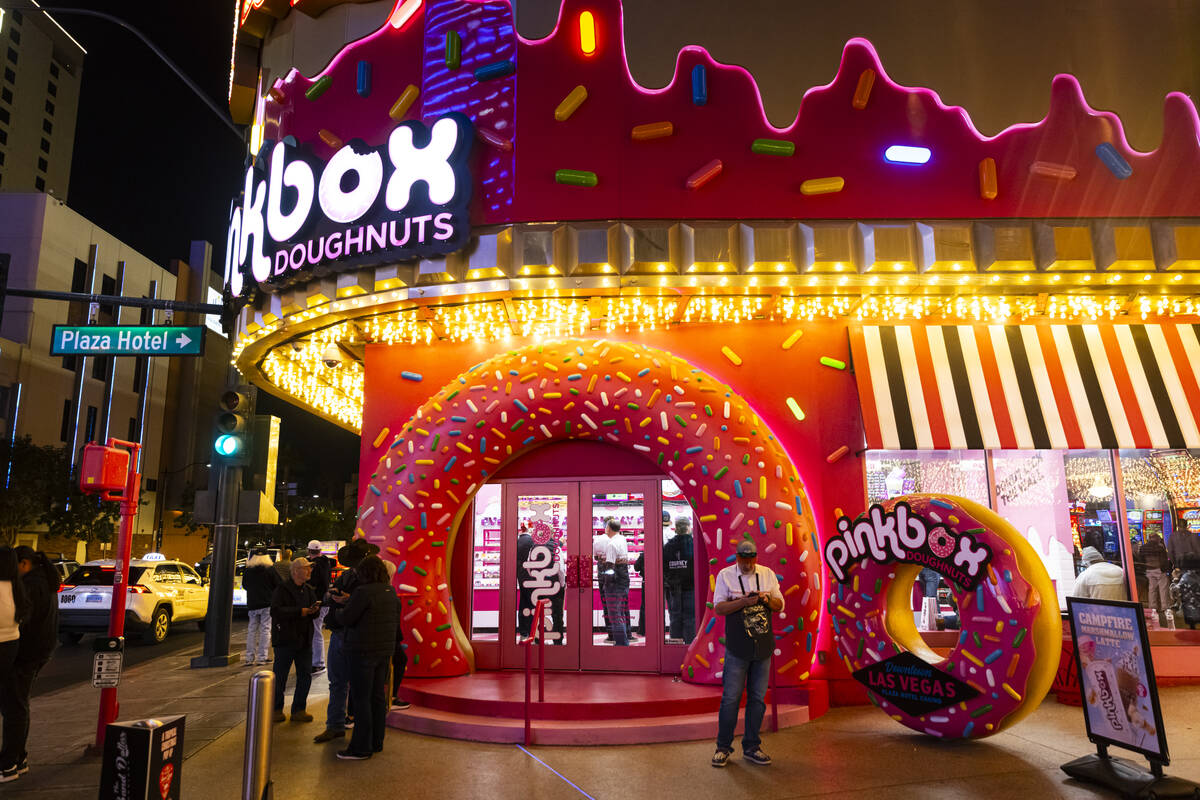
[{"left": 1067, "top": 598, "right": 1169, "bottom": 762}]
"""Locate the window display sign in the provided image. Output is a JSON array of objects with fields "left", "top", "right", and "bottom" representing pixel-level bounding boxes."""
[
  {"left": 1066, "top": 598, "right": 1169, "bottom": 762},
  {"left": 224, "top": 113, "right": 473, "bottom": 298}
]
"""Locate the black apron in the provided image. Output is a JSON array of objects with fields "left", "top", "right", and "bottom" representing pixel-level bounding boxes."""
[{"left": 723, "top": 572, "right": 773, "bottom": 661}]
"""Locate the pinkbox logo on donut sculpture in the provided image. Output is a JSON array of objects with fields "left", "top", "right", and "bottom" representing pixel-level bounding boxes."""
[{"left": 827, "top": 494, "right": 1061, "bottom": 740}]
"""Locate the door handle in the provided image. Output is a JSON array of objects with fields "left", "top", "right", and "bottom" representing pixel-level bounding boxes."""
[{"left": 565, "top": 555, "right": 593, "bottom": 589}]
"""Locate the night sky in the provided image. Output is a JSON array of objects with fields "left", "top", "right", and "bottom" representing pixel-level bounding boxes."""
[{"left": 55, "top": 1, "right": 360, "bottom": 498}]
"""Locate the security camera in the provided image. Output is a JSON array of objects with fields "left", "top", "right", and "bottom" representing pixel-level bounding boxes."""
[{"left": 321, "top": 342, "right": 343, "bottom": 369}]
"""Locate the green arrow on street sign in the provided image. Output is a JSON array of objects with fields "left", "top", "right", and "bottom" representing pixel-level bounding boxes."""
[{"left": 51, "top": 325, "right": 206, "bottom": 357}]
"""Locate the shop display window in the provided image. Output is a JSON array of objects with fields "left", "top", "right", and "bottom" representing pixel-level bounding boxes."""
[
  {"left": 865, "top": 450, "right": 990, "bottom": 506},
  {"left": 470, "top": 483, "right": 502, "bottom": 640},
  {"left": 516, "top": 493, "right": 569, "bottom": 645},
  {"left": 993, "top": 450, "right": 1099, "bottom": 606},
  {"left": 1062, "top": 450, "right": 1126, "bottom": 599},
  {"left": 661, "top": 479, "right": 696, "bottom": 645},
  {"left": 1119, "top": 449, "right": 1200, "bottom": 625},
  {"left": 591, "top": 491, "right": 645, "bottom": 647},
  {"left": 866, "top": 451, "right": 988, "bottom": 632}
]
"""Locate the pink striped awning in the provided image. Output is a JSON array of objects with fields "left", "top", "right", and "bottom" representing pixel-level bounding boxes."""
[{"left": 849, "top": 324, "right": 1200, "bottom": 451}]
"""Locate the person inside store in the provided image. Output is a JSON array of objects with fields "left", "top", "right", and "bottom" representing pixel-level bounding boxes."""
[
  {"left": 711, "top": 539, "right": 783, "bottom": 768},
  {"left": 270, "top": 557, "right": 319, "bottom": 723},
  {"left": 329, "top": 554, "right": 399, "bottom": 761},
  {"left": 314, "top": 539, "right": 378, "bottom": 744},
  {"left": 242, "top": 548, "right": 279, "bottom": 667},
  {"left": 1070, "top": 546, "right": 1128, "bottom": 601},
  {"left": 306, "top": 540, "right": 334, "bottom": 674},
  {"left": 592, "top": 523, "right": 612, "bottom": 639},
  {"left": 0, "top": 547, "right": 27, "bottom": 784},
  {"left": 516, "top": 523, "right": 535, "bottom": 637},
  {"left": 1137, "top": 532, "right": 1173, "bottom": 622},
  {"left": 1171, "top": 553, "right": 1200, "bottom": 630},
  {"left": 599, "top": 518, "right": 631, "bottom": 646},
  {"left": 2, "top": 547, "right": 59, "bottom": 783},
  {"left": 663, "top": 516, "right": 696, "bottom": 643}
]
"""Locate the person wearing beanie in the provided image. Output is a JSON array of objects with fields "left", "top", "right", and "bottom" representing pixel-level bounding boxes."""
[{"left": 1071, "top": 546, "right": 1128, "bottom": 601}]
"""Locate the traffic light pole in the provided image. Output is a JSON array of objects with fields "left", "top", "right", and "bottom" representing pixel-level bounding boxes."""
[{"left": 191, "top": 462, "right": 241, "bottom": 668}]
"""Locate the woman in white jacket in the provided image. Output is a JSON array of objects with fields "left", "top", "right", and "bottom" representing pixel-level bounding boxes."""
[{"left": 0, "top": 547, "right": 28, "bottom": 783}]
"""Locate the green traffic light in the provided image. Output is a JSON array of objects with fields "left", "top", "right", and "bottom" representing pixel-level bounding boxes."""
[{"left": 214, "top": 434, "right": 243, "bottom": 457}]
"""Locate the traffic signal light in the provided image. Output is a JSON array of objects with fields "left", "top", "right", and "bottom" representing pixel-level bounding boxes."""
[{"left": 214, "top": 385, "right": 256, "bottom": 464}]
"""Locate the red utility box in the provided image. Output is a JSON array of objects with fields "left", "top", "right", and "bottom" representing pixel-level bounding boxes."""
[{"left": 79, "top": 444, "right": 130, "bottom": 494}]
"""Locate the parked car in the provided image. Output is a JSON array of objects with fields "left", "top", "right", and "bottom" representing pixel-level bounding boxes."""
[
  {"left": 57, "top": 554, "right": 210, "bottom": 645},
  {"left": 49, "top": 557, "right": 80, "bottom": 582}
]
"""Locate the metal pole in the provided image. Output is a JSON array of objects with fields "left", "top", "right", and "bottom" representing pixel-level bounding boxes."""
[
  {"left": 242, "top": 670, "right": 275, "bottom": 800},
  {"left": 95, "top": 439, "right": 141, "bottom": 750},
  {"left": 193, "top": 463, "right": 241, "bottom": 667}
]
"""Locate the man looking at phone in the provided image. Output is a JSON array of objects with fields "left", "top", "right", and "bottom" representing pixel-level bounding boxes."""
[
  {"left": 270, "top": 557, "right": 320, "bottom": 723},
  {"left": 710, "top": 540, "right": 784, "bottom": 768}
]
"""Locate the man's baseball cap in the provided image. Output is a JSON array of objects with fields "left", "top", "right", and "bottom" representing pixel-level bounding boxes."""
[
  {"left": 307, "top": 539, "right": 322, "bottom": 551},
  {"left": 736, "top": 540, "right": 757, "bottom": 557}
]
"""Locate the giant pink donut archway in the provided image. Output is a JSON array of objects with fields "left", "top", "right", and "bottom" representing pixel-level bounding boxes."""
[{"left": 357, "top": 338, "right": 822, "bottom": 682}]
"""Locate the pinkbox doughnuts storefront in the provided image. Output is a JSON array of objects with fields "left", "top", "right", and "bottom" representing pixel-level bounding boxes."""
[{"left": 224, "top": 0, "right": 1200, "bottom": 742}]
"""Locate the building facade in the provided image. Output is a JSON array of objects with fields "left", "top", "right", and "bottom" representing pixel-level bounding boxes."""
[
  {"left": 0, "top": 6, "right": 82, "bottom": 196},
  {"left": 222, "top": 0, "right": 1200, "bottom": 724}
]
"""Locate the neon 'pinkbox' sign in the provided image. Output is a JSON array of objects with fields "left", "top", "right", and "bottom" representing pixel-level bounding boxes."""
[{"left": 224, "top": 113, "right": 473, "bottom": 297}]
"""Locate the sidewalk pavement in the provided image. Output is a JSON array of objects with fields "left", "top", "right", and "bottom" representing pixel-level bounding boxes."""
[{"left": 11, "top": 629, "right": 1200, "bottom": 800}]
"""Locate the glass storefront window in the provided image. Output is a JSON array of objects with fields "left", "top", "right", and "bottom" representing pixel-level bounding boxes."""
[
  {"left": 993, "top": 450, "right": 1085, "bottom": 610},
  {"left": 590, "top": 492, "right": 645, "bottom": 647},
  {"left": 470, "top": 483, "right": 502, "bottom": 641},
  {"left": 1062, "top": 451, "right": 1125, "bottom": 598},
  {"left": 865, "top": 450, "right": 990, "bottom": 506},
  {"left": 866, "top": 451, "right": 988, "bottom": 632},
  {"left": 662, "top": 479, "right": 696, "bottom": 644},
  {"left": 1119, "top": 449, "right": 1200, "bottom": 625},
  {"left": 515, "top": 492, "right": 568, "bottom": 645}
]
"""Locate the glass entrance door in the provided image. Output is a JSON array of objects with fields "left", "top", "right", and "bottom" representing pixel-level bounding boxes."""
[
  {"left": 580, "top": 479, "right": 661, "bottom": 671},
  {"left": 492, "top": 479, "right": 662, "bottom": 672}
]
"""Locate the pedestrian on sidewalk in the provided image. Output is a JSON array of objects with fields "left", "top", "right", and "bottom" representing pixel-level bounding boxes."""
[
  {"left": 0, "top": 548, "right": 28, "bottom": 784},
  {"left": 383, "top": 560, "right": 409, "bottom": 711},
  {"left": 242, "top": 549, "right": 279, "bottom": 666},
  {"left": 331, "top": 555, "right": 399, "bottom": 761},
  {"left": 270, "top": 557, "right": 319, "bottom": 723},
  {"left": 273, "top": 548, "right": 293, "bottom": 584},
  {"left": 313, "top": 539, "right": 376, "bottom": 744},
  {"left": 710, "top": 540, "right": 783, "bottom": 768},
  {"left": 306, "top": 540, "right": 334, "bottom": 674}
]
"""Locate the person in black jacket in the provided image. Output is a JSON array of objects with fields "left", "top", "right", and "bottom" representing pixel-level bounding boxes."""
[
  {"left": 330, "top": 555, "right": 398, "bottom": 760},
  {"left": 663, "top": 518, "right": 696, "bottom": 642},
  {"left": 313, "top": 539, "right": 376, "bottom": 743},
  {"left": 242, "top": 550, "right": 279, "bottom": 666},
  {"left": 1, "top": 547, "right": 58, "bottom": 781},
  {"left": 305, "top": 540, "right": 334, "bottom": 673},
  {"left": 270, "top": 557, "right": 319, "bottom": 723}
]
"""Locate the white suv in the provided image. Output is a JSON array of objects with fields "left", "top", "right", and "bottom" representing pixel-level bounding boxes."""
[{"left": 58, "top": 555, "right": 210, "bottom": 645}]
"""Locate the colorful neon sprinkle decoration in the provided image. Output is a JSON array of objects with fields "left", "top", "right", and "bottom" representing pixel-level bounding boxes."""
[
  {"left": 852, "top": 68, "right": 875, "bottom": 109},
  {"left": 477, "top": 127, "right": 513, "bottom": 152},
  {"left": 800, "top": 177, "right": 845, "bottom": 195},
  {"left": 474, "top": 60, "right": 515, "bottom": 82},
  {"left": 318, "top": 129, "right": 343, "bottom": 149},
  {"left": 686, "top": 159, "right": 723, "bottom": 190},
  {"left": 401, "top": 371, "right": 423, "bottom": 382},
  {"left": 579, "top": 10, "right": 597, "bottom": 55},
  {"left": 691, "top": 64, "right": 707, "bottom": 105},
  {"left": 786, "top": 397, "right": 805, "bottom": 421},
  {"left": 819, "top": 356, "right": 846, "bottom": 370},
  {"left": 1029, "top": 161, "right": 1076, "bottom": 180},
  {"left": 555, "top": 169, "right": 598, "bottom": 187},
  {"left": 631, "top": 121, "right": 674, "bottom": 140},
  {"left": 304, "top": 75, "right": 332, "bottom": 101},
  {"left": 751, "top": 138, "right": 795, "bottom": 157},
  {"left": 555, "top": 85, "right": 588, "bottom": 121},
  {"left": 356, "top": 61, "right": 371, "bottom": 98},
  {"left": 883, "top": 145, "right": 931, "bottom": 164},
  {"left": 445, "top": 31, "right": 461, "bottom": 70},
  {"left": 1095, "top": 142, "right": 1132, "bottom": 179},
  {"left": 979, "top": 157, "right": 998, "bottom": 200},
  {"left": 389, "top": 84, "right": 420, "bottom": 121}
]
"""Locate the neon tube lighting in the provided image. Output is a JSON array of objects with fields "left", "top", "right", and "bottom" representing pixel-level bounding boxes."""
[{"left": 884, "top": 145, "right": 932, "bottom": 164}]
